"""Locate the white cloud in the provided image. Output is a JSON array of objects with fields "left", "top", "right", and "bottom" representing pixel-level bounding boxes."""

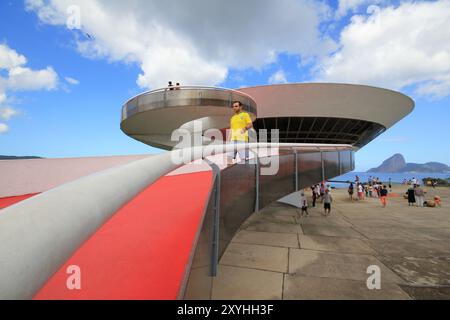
[
  {"left": 0, "top": 43, "right": 59, "bottom": 133},
  {"left": 7, "top": 66, "right": 58, "bottom": 91},
  {"left": 268, "top": 70, "right": 288, "bottom": 84},
  {"left": 25, "top": 0, "right": 337, "bottom": 89},
  {"left": 0, "top": 107, "right": 19, "bottom": 120},
  {"left": 0, "top": 44, "right": 27, "bottom": 70},
  {"left": 65, "top": 76, "right": 80, "bottom": 85},
  {"left": 0, "top": 123, "right": 8, "bottom": 134},
  {"left": 0, "top": 44, "right": 59, "bottom": 92},
  {"left": 415, "top": 74, "right": 450, "bottom": 100},
  {"left": 315, "top": 0, "right": 450, "bottom": 99},
  {"left": 336, "top": 0, "right": 384, "bottom": 18}
]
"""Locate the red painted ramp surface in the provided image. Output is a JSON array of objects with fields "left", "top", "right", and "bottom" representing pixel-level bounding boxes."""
[
  {"left": 34, "top": 171, "right": 213, "bottom": 300},
  {"left": 0, "top": 194, "right": 39, "bottom": 210}
]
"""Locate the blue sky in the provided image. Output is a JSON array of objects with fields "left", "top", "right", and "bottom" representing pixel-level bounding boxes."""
[{"left": 0, "top": 0, "right": 449, "bottom": 171}]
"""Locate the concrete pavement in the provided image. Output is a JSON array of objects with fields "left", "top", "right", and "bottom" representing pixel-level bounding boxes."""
[{"left": 211, "top": 185, "right": 450, "bottom": 300}]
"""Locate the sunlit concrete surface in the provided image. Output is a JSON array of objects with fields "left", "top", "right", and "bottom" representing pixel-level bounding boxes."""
[
  {"left": 0, "top": 155, "right": 153, "bottom": 197},
  {"left": 212, "top": 185, "right": 450, "bottom": 300}
]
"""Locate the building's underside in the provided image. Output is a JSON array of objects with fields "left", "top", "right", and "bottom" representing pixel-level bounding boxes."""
[{"left": 253, "top": 116, "right": 385, "bottom": 148}]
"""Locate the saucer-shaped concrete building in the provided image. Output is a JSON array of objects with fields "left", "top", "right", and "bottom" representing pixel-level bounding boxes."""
[{"left": 121, "top": 83, "right": 413, "bottom": 150}]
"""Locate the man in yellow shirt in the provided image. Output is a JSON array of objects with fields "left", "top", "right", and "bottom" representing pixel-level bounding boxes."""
[{"left": 229, "top": 100, "right": 253, "bottom": 163}]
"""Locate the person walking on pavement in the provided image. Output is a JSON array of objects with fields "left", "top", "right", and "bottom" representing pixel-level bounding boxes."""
[
  {"left": 322, "top": 189, "right": 333, "bottom": 216},
  {"left": 380, "top": 185, "right": 388, "bottom": 208},
  {"left": 299, "top": 191, "right": 309, "bottom": 218},
  {"left": 311, "top": 186, "right": 317, "bottom": 207},
  {"left": 348, "top": 182, "right": 354, "bottom": 201}
]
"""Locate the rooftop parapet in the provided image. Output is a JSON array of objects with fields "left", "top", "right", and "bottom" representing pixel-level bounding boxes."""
[{"left": 121, "top": 86, "right": 257, "bottom": 150}]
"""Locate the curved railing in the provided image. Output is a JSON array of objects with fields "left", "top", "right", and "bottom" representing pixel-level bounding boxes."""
[
  {"left": 121, "top": 86, "right": 257, "bottom": 122},
  {"left": 120, "top": 86, "right": 259, "bottom": 150}
]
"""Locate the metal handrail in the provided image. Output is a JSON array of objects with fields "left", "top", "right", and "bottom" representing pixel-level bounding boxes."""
[
  {"left": 121, "top": 85, "right": 258, "bottom": 122},
  {"left": 123, "top": 85, "right": 256, "bottom": 106}
]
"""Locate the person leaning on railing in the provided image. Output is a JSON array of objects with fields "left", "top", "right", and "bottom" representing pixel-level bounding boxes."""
[{"left": 227, "top": 100, "right": 253, "bottom": 164}]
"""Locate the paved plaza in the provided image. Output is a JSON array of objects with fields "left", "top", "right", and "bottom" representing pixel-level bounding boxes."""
[{"left": 212, "top": 185, "right": 450, "bottom": 300}]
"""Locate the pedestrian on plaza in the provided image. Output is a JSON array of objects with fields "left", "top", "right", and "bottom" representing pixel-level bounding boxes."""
[
  {"left": 357, "top": 183, "right": 364, "bottom": 200},
  {"left": 311, "top": 186, "right": 317, "bottom": 207},
  {"left": 415, "top": 184, "right": 425, "bottom": 207},
  {"left": 406, "top": 186, "right": 416, "bottom": 206},
  {"left": 320, "top": 183, "right": 325, "bottom": 197},
  {"left": 348, "top": 182, "right": 354, "bottom": 201},
  {"left": 299, "top": 191, "right": 309, "bottom": 217},
  {"left": 322, "top": 189, "right": 333, "bottom": 216},
  {"left": 380, "top": 185, "right": 388, "bottom": 208},
  {"left": 315, "top": 184, "right": 321, "bottom": 200}
]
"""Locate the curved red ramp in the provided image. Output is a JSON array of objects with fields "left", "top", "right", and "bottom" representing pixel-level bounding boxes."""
[
  {"left": 34, "top": 171, "right": 212, "bottom": 300},
  {"left": 0, "top": 194, "right": 39, "bottom": 210}
]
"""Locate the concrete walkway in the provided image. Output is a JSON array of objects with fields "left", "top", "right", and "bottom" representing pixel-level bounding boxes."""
[{"left": 211, "top": 185, "right": 450, "bottom": 300}]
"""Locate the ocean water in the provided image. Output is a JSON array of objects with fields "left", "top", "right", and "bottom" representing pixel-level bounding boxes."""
[{"left": 329, "top": 172, "right": 449, "bottom": 188}]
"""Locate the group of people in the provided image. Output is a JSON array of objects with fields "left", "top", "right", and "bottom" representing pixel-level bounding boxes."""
[
  {"left": 349, "top": 176, "right": 442, "bottom": 208},
  {"left": 405, "top": 184, "right": 441, "bottom": 207},
  {"left": 405, "top": 184, "right": 426, "bottom": 207},
  {"left": 167, "top": 81, "right": 181, "bottom": 90},
  {"left": 348, "top": 182, "right": 389, "bottom": 199},
  {"left": 402, "top": 177, "right": 418, "bottom": 186},
  {"left": 298, "top": 183, "right": 333, "bottom": 218},
  {"left": 348, "top": 179, "right": 389, "bottom": 207}
]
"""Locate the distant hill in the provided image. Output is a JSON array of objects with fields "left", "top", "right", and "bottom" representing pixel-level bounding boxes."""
[
  {"left": 0, "top": 155, "right": 43, "bottom": 160},
  {"left": 368, "top": 154, "right": 450, "bottom": 173}
]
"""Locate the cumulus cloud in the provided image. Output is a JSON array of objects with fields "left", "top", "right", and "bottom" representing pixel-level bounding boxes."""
[
  {"left": 0, "top": 123, "right": 8, "bottom": 134},
  {"left": 0, "top": 44, "right": 27, "bottom": 70},
  {"left": 315, "top": 0, "right": 450, "bottom": 99},
  {"left": 0, "top": 44, "right": 59, "bottom": 93},
  {"left": 7, "top": 66, "right": 58, "bottom": 91},
  {"left": 65, "top": 76, "right": 80, "bottom": 85},
  {"left": 0, "top": 107, "right": 19, "bottom": 120},
  {"left": 25, "top": 0, "right": 337, "bottom": 89},
  {"left": 0, "top": 43, "right": 59, "bottom": 133},
  {"left": 415, "top": 74, "right": 450, "bottom": 100},
  {"left": 268, "top": 70, "right": 288, "bottom": 84}
]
